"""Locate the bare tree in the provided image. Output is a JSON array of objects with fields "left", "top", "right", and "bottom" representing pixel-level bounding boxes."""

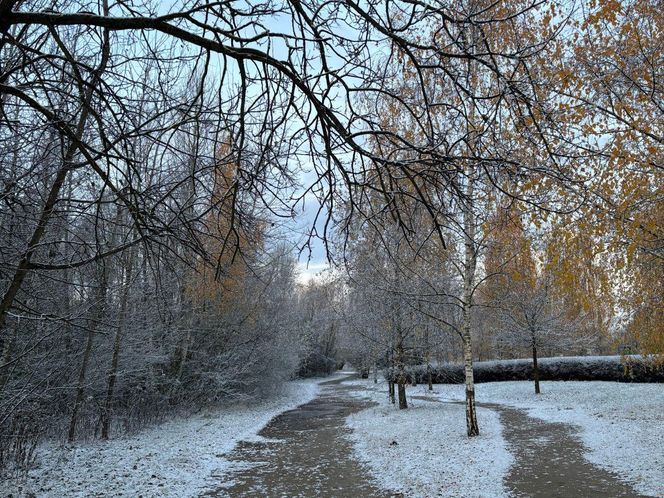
[{"left": 496, "top": 276, "right": 581, "bottom": 394}]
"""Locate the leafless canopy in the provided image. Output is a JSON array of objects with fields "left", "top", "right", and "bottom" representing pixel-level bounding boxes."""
[{"left": 0, "top": 0, "right": 570, "bottom": 271}]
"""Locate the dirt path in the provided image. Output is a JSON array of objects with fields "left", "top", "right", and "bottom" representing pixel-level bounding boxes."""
[
  {"left": 203, "top": 376, "right": 397, "bottom": 497},
  {"left": 411, "top": 393, "right": 647, "bottom": 497},
  {"left": 489, "top": 403, "right": 648, "bottom": 498}
]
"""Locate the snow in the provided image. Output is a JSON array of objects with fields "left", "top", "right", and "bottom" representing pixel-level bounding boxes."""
[
  {"left": 437, "top": 380, "right": 664, "bottom": 497},
  {"left": 5, "top": 375, "right": 661, "bottom": 497},
  {"left": 343, "top": 379, "right": 514, "bottom": 498},
  {"left": 2, "top": 378, "right": 324, "bottom": 498}
]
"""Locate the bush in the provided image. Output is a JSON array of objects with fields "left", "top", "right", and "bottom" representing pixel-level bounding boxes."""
[
  {"left": 0, "top": 413, "right": 40, "bottom": 477},
  {"left": 386, "top": 355, "right": 664, "bottom": 384},
  {"left": 297, "top": 351, "right": 337, "bottom": 378}
]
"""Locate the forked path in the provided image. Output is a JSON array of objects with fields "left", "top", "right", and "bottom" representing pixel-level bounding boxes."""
[
  {"left": 203, "top": 376, "right": 397, "bottom": 497},
  {"left": 205, "top": 377, "right": 647, "bottom": 497}
]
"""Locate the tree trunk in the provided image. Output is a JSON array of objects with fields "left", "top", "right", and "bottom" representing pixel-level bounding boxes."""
[
  {"left": 62, "top": 185, "right": 74, "bottom": 354},
  {"left": 427, "top": 363, "right": 433, "bottom": 391},
  {"left": 462, "top": 332, "right": 479, "bottom": 436},
  {"left": 169, "top": 317, "right": 192, "bottom": 403},
  {"left": 0, "top": 319, "right": 17, "bottom": 390},
  {"left": 101, "top": 250, "right": 134, "bottom": 440},
  {"left": 425, "top": 328, "right": 433, "bottom": 391},
  {"left": 68, "top": 265, "right": 108, "bottom": 442},
  {"left": 397, "top": 382, "right": 407, "bottom": 409},
  {"left": 174, "top": 328, "right": 191, "bottom": 384},
  {"left": 373, "top": 360, "right": 378, "bottom": 384},
  {"left": 396, "top": 342, "right": 407, "bottom": 409},
  {"left": 388, "top": 341, "right": 395, "bottom": 404},
  {"left": 458, "top": 17, "right": 481, "bottom": 438},
  {"left": 532, "top": 341, "right": 541, "bottom": 394},
  {"left": 461, "top": 187, "right": 479, "bottom": 435}
]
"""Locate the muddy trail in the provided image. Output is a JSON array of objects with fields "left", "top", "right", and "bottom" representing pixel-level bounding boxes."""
[
  {"left": 410, "top": 394, "right": 647, "bottom": 498},
  {"left": 492, "top": 403, "right": 648, "bottom": 498},
  {"left": 203, "top": 376, "right": 397, "bottom": 497}
]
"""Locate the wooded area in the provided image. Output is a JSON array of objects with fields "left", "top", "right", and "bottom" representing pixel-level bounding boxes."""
[{"left": 0, "top": 0, "right": 661, "bottom": 475}]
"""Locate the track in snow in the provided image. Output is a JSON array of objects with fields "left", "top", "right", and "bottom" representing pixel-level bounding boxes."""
[{"left": 204, "top": 376, "right": 399, "bottom": 497}]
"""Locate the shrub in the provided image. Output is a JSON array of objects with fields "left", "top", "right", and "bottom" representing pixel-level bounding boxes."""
[
  {"left": 297, "top": 351, "right": 336, "bottom": 378},
  {"left": 386, "top": 355, "right": 664, "bottom": 384}
]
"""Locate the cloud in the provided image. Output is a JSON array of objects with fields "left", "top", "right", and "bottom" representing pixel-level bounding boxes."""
[{"left": 295, "top": 262, "right": 331, "bottom": 284}]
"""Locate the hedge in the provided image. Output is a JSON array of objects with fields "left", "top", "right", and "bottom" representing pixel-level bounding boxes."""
[{"left": 386, "top": 355, "right": 664, "bottom": 384}]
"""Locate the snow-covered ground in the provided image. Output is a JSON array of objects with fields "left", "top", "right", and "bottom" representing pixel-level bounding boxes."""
[
  {"left": 343, "top": 379, "right": 513, "bottom": 498},
  {"left": 421, "top": 380, "right": 664, "bottom": 497},
  {"left": 1, "top": 377, "right": 326, "bottom": 498},
  {"left": 5, "top": 375, "right": 661, "bottom": 497}
]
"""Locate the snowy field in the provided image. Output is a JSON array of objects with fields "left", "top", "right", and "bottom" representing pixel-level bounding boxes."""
[
  {"left": 344, "top": 379, "right": 513, "bottom": 498},
  {"left": 346, "top": 378, "right": 664, "bottom": 497},
  {"left": 1, "top": 378, "right": 324, "bottom": 498}
]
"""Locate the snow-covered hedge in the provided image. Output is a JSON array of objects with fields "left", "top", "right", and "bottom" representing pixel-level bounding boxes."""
[{"left": 387, "top": 356, "right": 664, "bottom": 384}]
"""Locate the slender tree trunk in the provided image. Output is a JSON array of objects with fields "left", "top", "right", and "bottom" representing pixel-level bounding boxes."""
[
  {"left": 174, "top": 328, "right": 191, "bottom": 385},
  {"left": 396, "top": 341, "right": 407, "bottom": 409},
  {"left": 62, "top": 185, "right": 74, "bottom": 354},
  {"left": 427, "top": 363, "right": 433, "bottom": 391},
  {"left": 461, "top": 330, "right": 479, "bottom": 436},
  {"left": 388, "top": 339, "right": 395, "bottom": 404},
  {"left": 101, "top": 250, "right": 134, "bottom": 440},
  {"left": 457, "top": 13, "right": 482, "bottom": 438},
  {"left": 461, "top": 178, "right": 479, "bottom": 437},
  {"left": 0, "top": 320, "right": 17, "bottom": 390},
  {"left": 532, "top": 341, "right": 541, "bottom": 394},
  {"left": 62, "top": 272, "right": 73, "bottom": 353},
  {"left": 425, "top": 328, "right": 433, "bottom": 391},
  {"left": 68, "top": 265, "right": 109, "bottom": 442},
  {"left": 373, "top": 360, "right": 378, "bottom": 384},
  {"left": 169, "top": 307, "right": 193, "bottom": 401}
]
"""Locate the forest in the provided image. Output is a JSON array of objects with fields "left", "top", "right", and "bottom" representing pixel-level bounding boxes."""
[{"left": 0, "top": 0, "right": 662, "bottom": 496}]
